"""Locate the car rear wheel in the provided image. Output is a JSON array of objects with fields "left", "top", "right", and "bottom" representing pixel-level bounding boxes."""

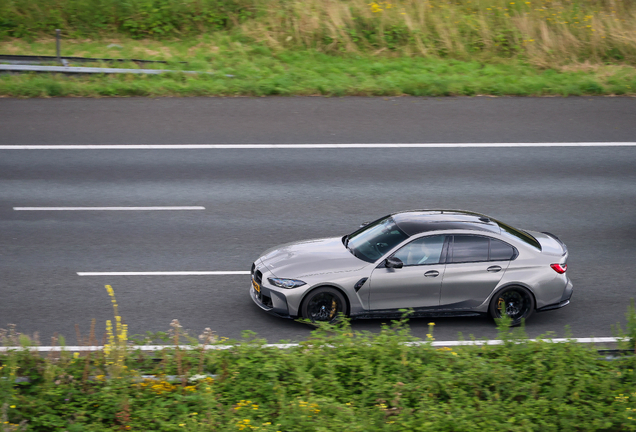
[
  {"left": 301, "top": 287, "right": 347, "bottom": 323},
  {"left": 489, "top": 286, "right": 535, "bottom": 326}
]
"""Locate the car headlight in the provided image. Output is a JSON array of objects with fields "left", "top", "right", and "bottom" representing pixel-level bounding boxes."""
[{"left": 268, "top": 278, "right": 306, "bottom": 289}]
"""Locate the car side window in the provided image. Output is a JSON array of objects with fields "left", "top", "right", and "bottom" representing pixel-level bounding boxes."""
[
  {"left": 490, "top": 238, "right": 516, "bottom": 261},
  {"left": 393, "top": 235, "right": 445, "bottom": 266},
  {"left": 451, "top": 235, "right": 489, "bottom": 263}
]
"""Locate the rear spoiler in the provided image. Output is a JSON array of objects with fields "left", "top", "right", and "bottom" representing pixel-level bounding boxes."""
[{"left": 542, "top": 232, "right": 567, "bottom": 256}]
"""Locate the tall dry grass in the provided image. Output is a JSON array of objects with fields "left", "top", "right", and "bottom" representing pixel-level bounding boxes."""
[
  {"left": 240, "top": 0, "right": 636, "bottom": 66},
  {"left": 1, "top": 0, "right": 635, "bottom": 66}
]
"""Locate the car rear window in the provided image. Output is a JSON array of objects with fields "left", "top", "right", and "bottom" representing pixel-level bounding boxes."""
[
  {"left": 451, "top": 236, "right": 490, "bottom": 263},
  {"left": 494, "top": 219, "right": 542, "bottom": 250},
  {"left": 451, "top": 235, "right": 518, "bottom": 263}
]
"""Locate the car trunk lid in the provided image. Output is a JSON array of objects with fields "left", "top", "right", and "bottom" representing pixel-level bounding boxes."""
[{"left": 528, "top": 230, "right": 568, "bottom": 256}]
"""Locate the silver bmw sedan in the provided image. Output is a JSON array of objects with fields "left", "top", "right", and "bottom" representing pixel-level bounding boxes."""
[{"left": 250, "top": 210, "right": 572, "bottom": 325}]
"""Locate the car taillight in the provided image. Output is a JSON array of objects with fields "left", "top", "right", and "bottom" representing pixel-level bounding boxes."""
[{"left": 550, "top": 263, "right": 567, "bottom": 274}]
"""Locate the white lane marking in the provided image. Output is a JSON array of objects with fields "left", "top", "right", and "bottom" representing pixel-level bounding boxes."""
[
  {"left": 424, "top": 337, "right": 621, "bottom": 346},
  {"left": 0, "top": 337, "right": 624, "bottom": 352},
  {"left": 1, "top": 142, "right": 635, "bottom": 149},
  {"left": 14, "top": 206, "right": 205, "bottom": 211},
  {"left": 77, "top": 271, "right": 250, "bottom": 276}
]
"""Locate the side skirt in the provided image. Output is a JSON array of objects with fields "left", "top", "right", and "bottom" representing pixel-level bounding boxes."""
[{"left": 351, "top": 309, "right": 486, "bottom": 320}]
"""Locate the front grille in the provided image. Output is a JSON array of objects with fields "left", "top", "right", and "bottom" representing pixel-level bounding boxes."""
[{"left": 254, "top": 269, "right": 263, "bottom": 285}]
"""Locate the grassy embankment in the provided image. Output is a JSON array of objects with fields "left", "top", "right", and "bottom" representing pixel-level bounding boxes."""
[
  {"left": 0, "top": 0, "right": 636, "bottom": 97},
  {"left": 1, "top": 285, "right": 636, "bottom": 431}
]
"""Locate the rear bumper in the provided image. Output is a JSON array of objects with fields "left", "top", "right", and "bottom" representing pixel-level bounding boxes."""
[
  {"left": 537, "top": 298, "right": 571, "bottom": 312},
  {"left": 537, "top": 279, "right": 573, "bottom": 312}
]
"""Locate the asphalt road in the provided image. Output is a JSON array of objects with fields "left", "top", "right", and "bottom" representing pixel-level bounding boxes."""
[
  {"left": 1, "top": 97, "right": 635, "bottom": 345},
  {"left": 2, "top": 96, "right": 636, "bottom": 145}
]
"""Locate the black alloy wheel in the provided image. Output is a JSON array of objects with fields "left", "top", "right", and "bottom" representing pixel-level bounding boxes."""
[
  {"left": 489, "top": 286, "right": 535, "bottom": 326},
  {"left": 301, "top": 287, "right": 347, "bottom": 323}
]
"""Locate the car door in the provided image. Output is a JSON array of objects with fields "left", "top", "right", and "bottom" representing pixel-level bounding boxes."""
[
  {"left": 368, "top": 235, "right": 447, "bottom": 310},
  {"left": 439, "top": 235, "right": 514, "bottom": 308}
]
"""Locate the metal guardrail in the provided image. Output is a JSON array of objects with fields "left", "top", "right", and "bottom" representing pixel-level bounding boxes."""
[
  {"left": 0, "top": 64, "right": 204, "bottom": 75},
  {"left": 0, "top": 28, "right": 184, "bottom": 66},
  {"left": 0, "top": 28, "right": 197, "bottom": 75},
  {"left": 0, "top": 54, "right": 182, "bottom": 66}
]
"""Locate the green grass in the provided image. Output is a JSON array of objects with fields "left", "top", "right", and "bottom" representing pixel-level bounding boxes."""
[
  {"left": 2, "top": 41, "right": 635, "bottom": 97},
  {"left": 1, "top": 0, "right": 636, "bottom": 97},
  {"left": 1, "top": 287, "right": 636, "bottom": 431},
  {"left": 2, "top": 316, "right": 636, "bottom": 431},
  {"left": 2, "top": 0, "right": 636, "bottom": 67}
]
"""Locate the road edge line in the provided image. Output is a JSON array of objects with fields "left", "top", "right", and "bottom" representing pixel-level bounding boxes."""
[{"left": 0, "top": 337, "right": 625, "bottom": 352}]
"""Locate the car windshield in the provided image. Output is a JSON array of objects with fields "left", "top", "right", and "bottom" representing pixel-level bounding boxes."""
[{"left": 347, "top": 216, "right": 409, "bottom": 263}]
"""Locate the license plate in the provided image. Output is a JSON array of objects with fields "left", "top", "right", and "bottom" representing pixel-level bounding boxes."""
[{"left": 252, "top": 280, "right": 261, "bottom": 293}]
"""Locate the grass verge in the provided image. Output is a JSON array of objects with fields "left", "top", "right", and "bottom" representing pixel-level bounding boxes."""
[
  {"left": 1, "top": 287, "right": 636, "bottom": 431},
  {"left": 1, "top": 37, "right": 636, "bottom": 97},
  {"left": 2, "top": 0, "right": 636, "bottom": 97}
]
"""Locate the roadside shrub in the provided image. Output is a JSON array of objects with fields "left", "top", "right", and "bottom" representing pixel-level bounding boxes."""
[
  {"left": 1, "top": 0, "right": 635, "bottom": 67},
  {"left": 0, "top": 0, "right": 253, "bottom": 39},
  {"left": 1, "top": 289, "right": 636, "bottom": 431}
]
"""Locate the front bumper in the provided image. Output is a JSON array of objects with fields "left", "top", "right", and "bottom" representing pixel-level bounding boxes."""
[{"left": 250, "top": 280, "right": 293, "bottom": 319}]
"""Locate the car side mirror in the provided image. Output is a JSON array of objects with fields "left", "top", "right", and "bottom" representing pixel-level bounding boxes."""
[
  {"left": 359, "top": 221, "right": 371, "bottom": 228},
  {"left": 385, "top": 257, "right": 404, "bottom": 269}
]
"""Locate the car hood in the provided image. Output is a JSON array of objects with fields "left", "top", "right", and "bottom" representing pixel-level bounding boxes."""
[{"left": 259, "top": 237, "right": 367, "bottom": 278}]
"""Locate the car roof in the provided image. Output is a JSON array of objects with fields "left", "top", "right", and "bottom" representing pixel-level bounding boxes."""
[{"left": 390, "top": 210, "right": 501, "bottom": 237}]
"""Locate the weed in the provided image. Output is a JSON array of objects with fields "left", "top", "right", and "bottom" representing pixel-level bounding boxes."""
[
  {"left": 103, "top": 285, "right": 127, "bottom": 377},
  {"left": 1, "top": 290, "right": 636, "bottom": 430}
]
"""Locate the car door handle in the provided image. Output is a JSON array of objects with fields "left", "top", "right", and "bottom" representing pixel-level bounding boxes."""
[
  {"left": 424, "top": 270, "right": 439, "bottom": 277},
  {"left": 487, "top": 266, "right": 502, "bottom": 273}
]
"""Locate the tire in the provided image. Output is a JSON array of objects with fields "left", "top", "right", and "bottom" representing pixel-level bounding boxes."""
[
  {"left": 301, "top": 287, "right": 348, "bottom": 323},
  {"left": 489, "top": 286, "right": 535, "bottom": 326}
]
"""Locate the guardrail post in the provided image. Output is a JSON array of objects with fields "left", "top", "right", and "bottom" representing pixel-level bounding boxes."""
[{"left": 56, "top": 29, "right": 61, "bottom": 64}]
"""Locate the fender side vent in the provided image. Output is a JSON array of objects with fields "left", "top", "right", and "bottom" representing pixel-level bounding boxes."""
[{"left": 354, "top": 278, "right": 368, "bottom": 292}]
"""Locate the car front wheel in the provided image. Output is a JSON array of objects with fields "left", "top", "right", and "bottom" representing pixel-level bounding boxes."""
[
  {"left": 301, "top": 287, "right": 347, "bottom": 323},
  {"left": 489, "top": 286, "right": 535, "bottom": 326}
]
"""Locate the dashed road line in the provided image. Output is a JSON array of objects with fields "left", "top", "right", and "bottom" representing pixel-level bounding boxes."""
[
  {"left": 77, "top": 271, "right": 250, "bottom": 276},
  {"left": 14, "top": 206, "right": 205, "bottom": 211}
]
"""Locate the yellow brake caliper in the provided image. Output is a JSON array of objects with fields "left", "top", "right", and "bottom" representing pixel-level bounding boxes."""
[{"left": 329, "top": 299, "right": 337, "bottom": 319}]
